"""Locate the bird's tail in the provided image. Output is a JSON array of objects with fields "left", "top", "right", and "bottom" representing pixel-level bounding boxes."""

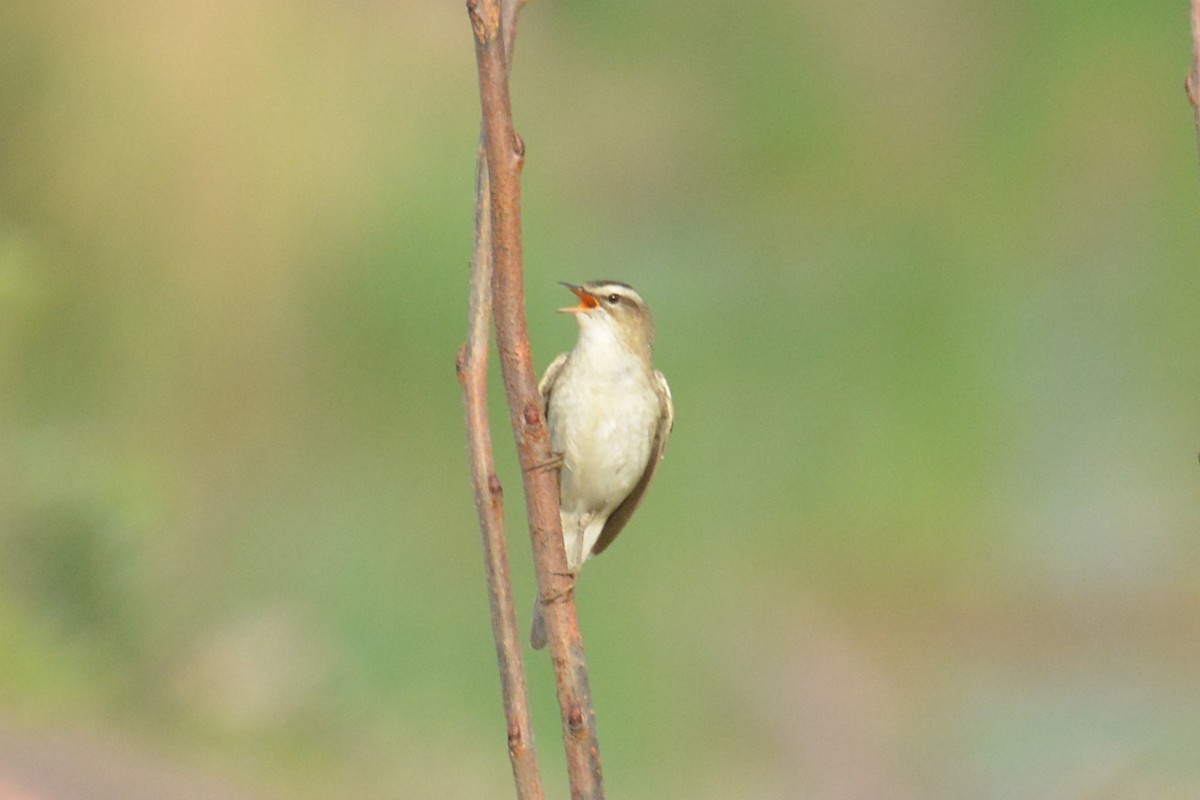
[{"left": 530, "top": 596, "right": 548, "bottom": 650}]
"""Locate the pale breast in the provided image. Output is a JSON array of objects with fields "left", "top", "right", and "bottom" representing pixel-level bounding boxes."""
[{"left": 549, "top": 358, "right": 661, "bottom": 514}]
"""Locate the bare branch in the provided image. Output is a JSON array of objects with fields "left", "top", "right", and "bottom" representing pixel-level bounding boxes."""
[
  {"left": 466, "top": 0, "right": 606, "bottom": 796},
  {"left": 458, "top": 151, "right": 544, "bottom": 799},
  {"left": 458, "top": 2, "right": 543, "bottom": 798}
]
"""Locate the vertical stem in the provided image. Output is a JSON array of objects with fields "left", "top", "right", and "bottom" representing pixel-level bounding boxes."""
[
  {"left": 467, "top": 0, "right": 606, "bottom": 796},
  {"left": 458, "top": 2, "right": 543, "bottom": 798},
  {"left": 458, "top": 141, "right": 544, "bottom": 799}
]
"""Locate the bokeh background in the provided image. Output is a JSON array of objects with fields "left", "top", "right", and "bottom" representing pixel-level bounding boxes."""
[{"left": 2, "top": 1, "right": 1199, "bottom": 798}]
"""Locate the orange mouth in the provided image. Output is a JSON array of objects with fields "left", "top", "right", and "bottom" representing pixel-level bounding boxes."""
[
  {"left": 569, "top": 285, "right": 599, "bottom": 310},
  {"left": 560, "top": 283, "right": 598, "bottom": 313}
]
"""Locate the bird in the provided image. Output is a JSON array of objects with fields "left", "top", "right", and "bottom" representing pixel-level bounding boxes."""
[{"left": 530, "top": 280, "right": 674, "bottom": 650}]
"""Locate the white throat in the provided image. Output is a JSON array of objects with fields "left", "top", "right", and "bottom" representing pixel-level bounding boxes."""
[{"left": 573, "top": 314, "right": 647, "bottom": 370}]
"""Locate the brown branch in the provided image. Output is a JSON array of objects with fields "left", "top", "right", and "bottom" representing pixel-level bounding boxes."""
[
  {"left": 458, "top": 157, "right": 544, "bottom": 798},
  {"left": 1190, "top": 0, "right": 1200, "bottom": 160},
  {"left": 458, "top": 2, "right": 543, "bottom": 799},
  {"left": 466, "top": 0, "right": 606, "bottom": 798}
]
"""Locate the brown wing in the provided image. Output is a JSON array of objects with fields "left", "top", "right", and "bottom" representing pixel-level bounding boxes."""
[
  {"left": 591, "top": 369, "right": 674, "bottom": 557},
  {"left": 538, "top": 352, "right": 569, "bottom": 417}
]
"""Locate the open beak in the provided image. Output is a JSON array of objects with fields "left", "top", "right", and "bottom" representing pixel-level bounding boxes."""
[{"left": 558, "top": 282, "right": 599, "bottom": 314}]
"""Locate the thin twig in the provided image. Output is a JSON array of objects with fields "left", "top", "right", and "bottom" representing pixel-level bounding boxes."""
[
  {"left": 458, "top": 1, "right": 543, "bottom": 798},
  {"left": 466, "top": 0, "right": 606, "bottom": 797},
  {"left": 458, "top": 155, "right": 544, "bottom": 799}
]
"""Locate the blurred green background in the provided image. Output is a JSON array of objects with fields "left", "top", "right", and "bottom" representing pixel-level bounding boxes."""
[{"left": 1, "top": 1, "right": 1198, "bottom": 798}]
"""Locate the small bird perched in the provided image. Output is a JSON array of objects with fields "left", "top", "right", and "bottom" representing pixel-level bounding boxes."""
[{"left": 530, "top": 280, "right": 674, "bottom": 650}]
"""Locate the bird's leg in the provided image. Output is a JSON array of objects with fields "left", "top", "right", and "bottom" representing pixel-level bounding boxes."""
[
  {"left": 526, "top": 451, "right": 565, "bottom": 473},
  {"left": 540, "top": 568, "right": 578, "bottom": 606}
]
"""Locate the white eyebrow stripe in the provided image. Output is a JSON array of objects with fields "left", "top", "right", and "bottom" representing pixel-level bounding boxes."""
[{"left": 588, "top": 284, "right": 645, "bottom": 305}]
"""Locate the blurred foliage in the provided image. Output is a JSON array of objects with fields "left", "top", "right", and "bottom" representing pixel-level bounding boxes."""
[{"left": 1, "top": 1, "right": 1198, "bottom": 798}]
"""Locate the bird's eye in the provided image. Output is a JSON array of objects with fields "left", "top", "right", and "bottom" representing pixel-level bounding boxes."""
[{"left": 607, "top": 294, "right": 621, "bottom": 304}]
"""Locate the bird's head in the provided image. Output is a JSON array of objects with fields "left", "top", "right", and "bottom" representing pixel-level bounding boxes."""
[{"left": 559, "top": 280, "right": 656, "bottom": 356}]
